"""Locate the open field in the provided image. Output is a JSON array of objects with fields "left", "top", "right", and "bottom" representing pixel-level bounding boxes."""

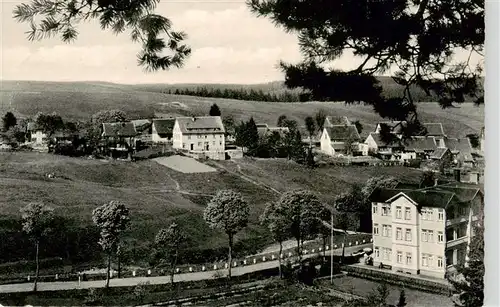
[{"left": 0, "top": 81, "right": 484, "bottom": 138}]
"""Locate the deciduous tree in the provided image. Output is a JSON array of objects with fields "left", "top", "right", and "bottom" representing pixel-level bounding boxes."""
[
  {"left": 154, "top": 223, "right": 186, "bottom": 286},
  {"left": 260, "top": 201, "right": 289, "bottom": 278},
  {"left": 92, "top": 201, "right": 130, "bottom": 288},
  {"left": 203, "top": 190, "right": 249, "bottom": 279},
  {"left": 247, "top": 0, "right": 484, "bottom": 139},
  {"left": 35, "top": 112, "right": 64, "bottom": 138},
  {"left": 20, "top": 203, "right": 55, "bottom": 292},
  {"left": 275, "top": 190, "right": 323, "bottom": 262},
  {"left": 14, "top": 0, "right": 191, "bottom": 72}
]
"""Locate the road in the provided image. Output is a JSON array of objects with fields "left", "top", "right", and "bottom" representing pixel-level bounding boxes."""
[{"left": 0, "top": 244, "right": 371, "bottom": 293}]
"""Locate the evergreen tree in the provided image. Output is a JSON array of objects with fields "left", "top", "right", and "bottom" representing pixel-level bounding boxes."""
[
  {"left": 14, "top": 0, "right": 191, "bottom": 72},
  {"left": 448, "top": 219, "right": 484, "bottom": 307},
  {"left": 248, "top": 0, "right": 484, "bottom": 139},
  {"left": 209, "top": 104, "right": 222, "bottom": 116},
  {"left": 397, "top": 289, "right": 407, "bottom": 307}
]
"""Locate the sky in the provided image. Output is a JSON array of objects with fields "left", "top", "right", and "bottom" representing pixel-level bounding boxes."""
[{"left": 0, "top": 0, "right": 484, "bottom": 84}]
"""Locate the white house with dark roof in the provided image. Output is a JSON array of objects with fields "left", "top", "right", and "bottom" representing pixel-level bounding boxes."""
[
  {"left": 152, "top": 118, "right": 176, "bottom": 144},
  {"left": 320, "top": 124, "right": 361, "bottom": 156},
  {"left": 374, "top": 121, "right": 406, "bottom": 138},
  {"left": 444, "top": 138, "right": 475, "bottom": 167},
  {"left": 364, "top": 132, "right": 406, "bottom": 160},
  {"left": 402, "top": 136, "right": 438, "bottom": 160},
  {"left": 370, "top": 182, "right": 483, "bottom": 279},
  {"left": 423, "top": 123, "right": 446, "bottom": 142},
  {"left": 172, "top": 116, "right": 226, "bottom": 160}
]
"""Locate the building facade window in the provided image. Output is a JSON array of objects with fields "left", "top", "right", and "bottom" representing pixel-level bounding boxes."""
[
  {"left": 406, "top": 252, "right": 412, "bottom": 265},
  {"left": 405, "top": 207, "right": 411, "bottom": 220},
  {"left": 396, "top": 228, "right": 402, "bottom": 240},
  {"left": 382, "top": 205, "right": 391, "bottom": 216},
  {"left": 373, "top": 204, "right": 378, "bottom": 215},
  {"left": 422, "top": 230, "right": 428, "bottom": 242},
  {"left": 397, "top": 251, "right": 403, "bottom": 264},
  {"left": 438, "top": 231, "right": 444, "bottom": 243},
  {"left": 374, "top": 247, "right": 380, "bottom": 258},
  {"left": 405, "top": 229, "right": 412, "bottom": 241},
  {"left": 422, "top": 254, "right": 428, "bottom": 267},
  {"left": 438, "top": 209, "right": 444, "bottom": 221},
  {"left": 396, "top": 206, "right": 402, "bottom": 219},
  {"left": 437, "top": 256, "right": 443, "bottom": 268},
  {"left": 188, "top": 135, "right": 191, "bottom": 140},
  {"left": 427, "top": 209, "right": 433, "bottom": 221},
  {"left": 373, "top": 224, "right": 379, "bottom": 235},
  {"left": 382, "top": 225, "right": 388, "bottom": 237},
  {"left": 428, "top": 230, "right": 434, "bottom": 243}
]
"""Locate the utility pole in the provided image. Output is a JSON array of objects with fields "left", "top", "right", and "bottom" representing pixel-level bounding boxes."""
[{"left": 330, "top": 207, "right": 334, "bottom": 284}]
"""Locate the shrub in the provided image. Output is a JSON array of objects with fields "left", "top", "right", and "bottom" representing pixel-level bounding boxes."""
[
  {"left": 131, "top": 281, "right": 151, "bottom": 304},
  {"left": 84, "top": 288, "right": 103, "bottom": 306}
]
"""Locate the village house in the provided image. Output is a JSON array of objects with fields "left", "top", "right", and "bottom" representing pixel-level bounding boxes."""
[
  {"left": 370, "top": 182, "right": 483, "bottom": 279},
  {"left": 256, "top": 123, "right": 289, "bottom": 139},
  {"left": 374, "top": 122, "right": 446, "bottom": 144},
  {"left": 320, "top": 124, "right": 361, "bottom": 156},
  {"left": 151, "top": 118, "right": 176, "bottom": 144},
  {"left": 402, "top": 136, "right": 438, "bottom": 160},
  {"left": 172, "top": 116, "right": 226, "bottom": 160},
  {"left": 101, "top": 122, "right": 137, "bottom": 159},
  {"left": 363, "top": 132, "right": 405, "bottom": 160},
  {"left": 374, "top": 121, "right": 406, "bottom": 138},
  {"left": 423, "top": 123, "right": 447, "bottom": 144},
  {"left": 444, "top": 138, "right": 475, "bottom": 167},
  {"left": 26, "top": 122, "right": 48, "bottom": 145},
  {"left": 131, "top": 119, "right": 152, "bottom": 143}
]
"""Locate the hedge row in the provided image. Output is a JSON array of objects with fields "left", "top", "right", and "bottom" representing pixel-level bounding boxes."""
[{"left": 343, "top": 265, "right": 452, "bottom": 295}]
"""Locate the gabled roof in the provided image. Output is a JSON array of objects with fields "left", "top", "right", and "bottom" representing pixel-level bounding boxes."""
[
  {"left": 376, "top": 121, "right": 406, "bottom": 134},
  {"left": 152, "top": 118, "right": 175, "bottom": 135},
  {"left": 423, "top": 123, "right": 446, "bottom": 136},
  {"left": 444, "top": 138, "right": 473, "bottom": 154},
  {"left": 175, "top": 116, "right": 225, "bottom": 134},
  {"left": 258, "top": 125, "right": 289, "bottom": 138},
  {"left": 367, "top": 133, "right": 403, "bottom": 148},
  {"left": 371, "top": 188, "right": 455, "bottom": 209},
  {"left": 325, "top": 125, "right": 360, "bottom": 142},
  {"left": 131, "top": 119, "right": 152, "bottom": 133},
  {"left": 430, "top": 147, "right": 450, "bottom": 159},
  {"left": 403, "top": 136, "right": 437, "bottom": 152},
  {"left": 325, "top": 116, "right": 351, "bottom": 126},
  {"left": 102, "top": 122, "right": 137, "bottom": 137},
  {"left": 371, "top": 182, "right": 482, "bottom": 209}
]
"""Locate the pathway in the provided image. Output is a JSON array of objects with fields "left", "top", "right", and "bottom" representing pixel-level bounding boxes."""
[{"left": 0, "top": 244, "right": 371, "bottom": 293}]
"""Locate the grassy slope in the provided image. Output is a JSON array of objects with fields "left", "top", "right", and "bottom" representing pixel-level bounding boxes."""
[
  {"left": 0, "top": 80, "right": 484, "bottom": 138},
  {"left": 0, "top": 152, "right": 423, "bottom": 250}
]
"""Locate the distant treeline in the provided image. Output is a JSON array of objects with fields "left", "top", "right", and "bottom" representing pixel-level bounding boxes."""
[{"left": 165, "top": 87, "right": 306, "bottom": 102}]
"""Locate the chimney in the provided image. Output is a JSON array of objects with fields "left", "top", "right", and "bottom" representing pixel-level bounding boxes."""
[{"left": 454, "top": 169, "right": 461, "bottom": 183}]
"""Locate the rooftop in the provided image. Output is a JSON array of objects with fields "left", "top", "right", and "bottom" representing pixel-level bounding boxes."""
[
  {"left": 176, "top": 116, "right": 225, "bottom": 134},
  {"left": 152, "top": 118, "right": 176, "bottom": 135},
  {"left": 325, "top": 125, "right": 361, "bottom": 142},
  {"left": 325, "top": 116, "right": 351, "bottom": 126},
  {"left": 423, "top": 123, "right": 446, "bottom": 136},
  {"left": 102, "top": 122, "right": 137, "bottom": 137},
  {"left": 403, "top": 136, "right": 437, "bottom": 152}
]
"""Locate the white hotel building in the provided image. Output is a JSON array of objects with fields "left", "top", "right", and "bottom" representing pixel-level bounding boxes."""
[{"left": 370, "top": 182, "right": 483, "bottom": 279}]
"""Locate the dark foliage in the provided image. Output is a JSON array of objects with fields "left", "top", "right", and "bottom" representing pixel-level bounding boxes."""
[
  {"left": 2, "top": 112, "right": 17, "bottom": 131},
  {"left": 209, "top": 104, "right": 221, "bottom": 116},
  {"left": 247, "top": 0, "right": 484, "bottom": 139},
  {"left": 467, "top": 133, "right": 480, "bottom": 148},
  {"left": 14, "top": 0, "right": 191, "bottom": 72}
]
